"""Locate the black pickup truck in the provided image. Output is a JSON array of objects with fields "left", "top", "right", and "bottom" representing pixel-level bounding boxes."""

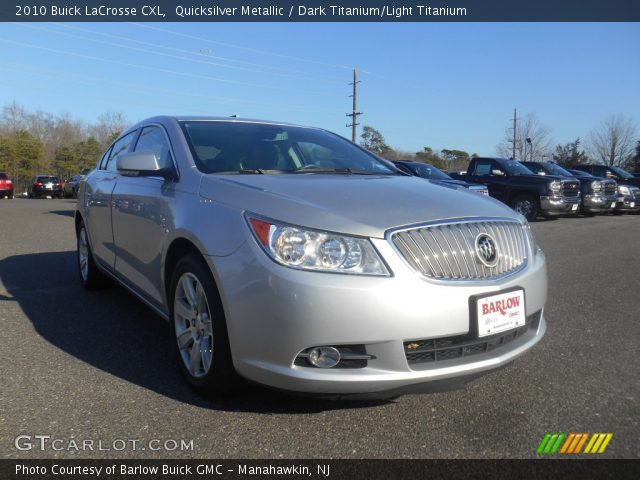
[
  {"left": 450, "top": 157, "right": 581, "bottom": 220},
  {"left": 572, "top": 164, "right": 640, "bottom": 214}
]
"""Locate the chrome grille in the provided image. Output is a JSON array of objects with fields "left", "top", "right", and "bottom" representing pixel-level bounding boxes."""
[
  {"left": 391, "top": 220, "right": 528, "bottom": 280},
  {"left": 562, "top": 180, "right": 580, "bottom": 198},
  {"left": 604, "top": 181, "right": 617, "bottom": 196}
]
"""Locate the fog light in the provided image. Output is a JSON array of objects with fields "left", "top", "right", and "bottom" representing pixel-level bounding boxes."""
[{"left": 308, "top": 346, "right": 341, "bottom": 368}]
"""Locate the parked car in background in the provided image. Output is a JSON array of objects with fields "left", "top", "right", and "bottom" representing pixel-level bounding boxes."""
[
  {"left": 450, "top": 157, "right": 581, "bottom": 221},
  {"left": 522, "top": 161, "right": 617, "bottom": 215},
  {"left": 392, "top": 160, "right": 489, "bottom": 195},
  {"left": 0, "top": 172, "right": 13, "bottom": 199},
  {"left": 63, "top": 174, "right": 84, "bottom": 198},
  {"left": 76, "top": 116, "right": 547, "bottom": 397},
  {"left": 572, "top": 164, "right": 640, "bottom": 214},
  {"left": 28, "top": 175, "right": 64, "bottom": 198}
]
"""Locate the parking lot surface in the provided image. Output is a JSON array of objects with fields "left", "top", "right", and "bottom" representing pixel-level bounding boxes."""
[{"left": 1, "top": 198, "right": 638, "bottom": 458}]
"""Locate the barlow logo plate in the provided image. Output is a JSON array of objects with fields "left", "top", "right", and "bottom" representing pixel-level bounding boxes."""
[
  {"left": 475, "top": 233, "right": 499, "bottom": 267},
  {"left": 476, "top": 289, "right": 525, "bottom": 337}
]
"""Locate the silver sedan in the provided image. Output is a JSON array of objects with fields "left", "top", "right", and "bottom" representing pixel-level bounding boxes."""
[{"left": 76, "top": 116, "right": 547, "bottom": 396}]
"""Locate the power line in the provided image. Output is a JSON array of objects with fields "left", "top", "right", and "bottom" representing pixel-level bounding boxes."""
[
  {"left": 55, "top": 23, "right": 347, "bottom": 82},
  {"left": 0, "top": 37, "right": 342, "bottom": 98},
  {"left": 131, "top": 23, "right": 356, "bottom": 71},
  {"left": 0, "top": 61, "right": 344, "bottom": 114},
  {"left": 16, "top": 23, "right": 345, "bottom": 85}
]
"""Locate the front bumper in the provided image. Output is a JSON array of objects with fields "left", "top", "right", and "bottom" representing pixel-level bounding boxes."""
[
  {"left": 615, "top": 195, "right": 640, "bottom": 212},
  {"left": 583, "top": 194, "right": 618, "bottom": 213},
  {"left": 208, "top": 234, "right": 547, "bottom": 395},
  {"left": 32, "top": 187, "right": 63, "bottom": 197},
  {"left": 540, "top": 195, "right": 580, "bottom": 216}
]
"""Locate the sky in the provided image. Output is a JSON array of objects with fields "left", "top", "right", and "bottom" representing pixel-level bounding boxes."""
[{"left": 0, "top": 22, "right": 638, "bottom": 156}]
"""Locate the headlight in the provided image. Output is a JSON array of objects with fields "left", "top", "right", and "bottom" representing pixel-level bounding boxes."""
[
  {"left": 549, "top": 180, "right": 562, "bottom": 193},
  {"left": 619, "top": 186, "right": 630, "bottom": 195},
  {"left": 246, "top": 214, "right": 390, "bottom": 276},
  {"left": 523, "top": 221, "right": 541, "bottom": 257},
  {"left": 590, "top": 180, "right": 602, "bottom": 192}
]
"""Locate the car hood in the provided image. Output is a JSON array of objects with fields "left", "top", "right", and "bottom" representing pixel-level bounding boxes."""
[{"left": 199, "top": 174, "right": 518, "bottom": 238}]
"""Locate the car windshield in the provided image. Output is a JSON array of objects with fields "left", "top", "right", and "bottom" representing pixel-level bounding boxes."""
[
  {"left": 180, "top": 121, "right": 397, "bottom": 175},
  {"left": 405, "top": 163, "right": 451, "bottom": 180},
  {"left": 543, "top": 163, "right": 573, "bottom": 177},
  {"left": 609, "top": 166, "right": 633, "bottom": 179},
  {"left": 503, "top": 161, "right": 534, "bottom": 176}
]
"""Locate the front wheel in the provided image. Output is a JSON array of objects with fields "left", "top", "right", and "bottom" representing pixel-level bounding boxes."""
[
  {"left": 77, "top": 220, "right": 108, "bottom": 289},
  {"left": 169, "top": 253, "right": 238, "bottom": 396},
  {"left": 511, "top": 195, "right": 539, "bottom": 221}
]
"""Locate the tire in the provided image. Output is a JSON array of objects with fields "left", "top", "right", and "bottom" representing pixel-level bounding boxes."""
[
  {"left": 8, "top": 194, "right": 13, "bottom": 199},
  {"left": 511, "top": 195, "right": 539, "bottom": 221},
  {"left": 169, "top": 253, "right": 238, "bottom": 396},
  {"left": 77, "top": 220, "right": 108, "bottom": 289}
]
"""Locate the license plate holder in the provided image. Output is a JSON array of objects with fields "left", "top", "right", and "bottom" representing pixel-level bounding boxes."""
[
  {"left": 472, "top": 288, "right": 526, "bottom": 338},
  {"left": 571, "top": 203, "right": 578, "bottom": 211}
]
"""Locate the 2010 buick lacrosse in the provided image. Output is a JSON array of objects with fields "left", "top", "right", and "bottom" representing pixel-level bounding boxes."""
[{"left": 75, "top": 116, "right": 547, "bottom": 396}]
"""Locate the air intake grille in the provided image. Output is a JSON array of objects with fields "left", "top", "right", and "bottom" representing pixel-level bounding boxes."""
[
  {"left": 405, "top": 310, "right": 542, "bottom": 365},
  {"left": 391, "top": 220, "right": 528, "bottom": 280}
]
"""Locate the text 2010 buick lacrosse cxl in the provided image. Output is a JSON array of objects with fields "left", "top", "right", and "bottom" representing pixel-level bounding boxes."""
[{"left": 75, "top": 116, "right": 547, "bottom": 396}]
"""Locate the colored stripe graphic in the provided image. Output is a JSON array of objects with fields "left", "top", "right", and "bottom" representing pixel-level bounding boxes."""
[
  {"left": 539, "top": 433, "right": 613, "bottom": 454},
  {"left": 584, "top": 433, "right": 613, "bottom": 454}
]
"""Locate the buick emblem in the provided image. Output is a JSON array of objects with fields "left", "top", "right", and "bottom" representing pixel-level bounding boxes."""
[{"left": 475, "top": 233, "right": 499, "bottom": 267}]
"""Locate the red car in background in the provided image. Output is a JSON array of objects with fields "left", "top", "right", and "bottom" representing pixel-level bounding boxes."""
[{"left": 0, "top": 173, "right": 13, "bottom": 199}]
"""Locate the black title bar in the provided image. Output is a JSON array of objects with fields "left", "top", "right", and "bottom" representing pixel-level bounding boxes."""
[{"left": 3, "top": 0, "right": 640, "bottom": 22}]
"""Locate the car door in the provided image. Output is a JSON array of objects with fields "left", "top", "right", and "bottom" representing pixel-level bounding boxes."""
[
  {"left": 111, "top": 125, "right": 177, "bottom": 306},
  {"left": 85, "top": 131, "right": 137, "bottom": 271},
  {"left": 470, "top": 159, "right": 508, "bottom": 201}
]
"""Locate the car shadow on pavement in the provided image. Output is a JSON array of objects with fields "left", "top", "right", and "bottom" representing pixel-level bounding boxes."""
[
  {"left": 48, "top": 210, "right": 75, "bottom": 218},
  {"left": 0, "top": 251, "right": 390, "bottom": 414}
]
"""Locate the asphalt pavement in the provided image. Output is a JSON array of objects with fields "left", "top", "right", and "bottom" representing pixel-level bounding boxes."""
[{"left": 1, "top": 198, "right": 638, "bottom": 459}]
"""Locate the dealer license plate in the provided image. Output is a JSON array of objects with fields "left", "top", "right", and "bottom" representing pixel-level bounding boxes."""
[
  {"left": 571, "top": 204, "right": 578, "bottom": 211},
  {"left": 46, "top": 183, "right": 53, "bottom": 188},
  {"left": 611, "top": 202, "right": 616, "bottom": 208},
  {"left": 476, "top": 289, "right": 526, "bottom": 338},
  {"left": 631, "top": 202, "right": 636, "bottom": 208}
]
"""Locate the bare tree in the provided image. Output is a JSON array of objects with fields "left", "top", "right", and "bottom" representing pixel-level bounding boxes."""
[
  {"left": 588, "top": 114, "right": 637, "bottom": 167},
  {"left": 0, "top": 101, "right": 28, "bottom": 134},
  {"left": 90, "top": 111, "right": 129, "bottom": 148},
  {"left": 496, "top": 112, "right": 553, "bottom": 161}
]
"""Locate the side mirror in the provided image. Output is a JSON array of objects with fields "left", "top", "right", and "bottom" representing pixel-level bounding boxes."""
[
  {"left": 491, "top": 169, "right": 506, "bottom": 176},
  {"left": 117, "top": 151, "right": 176, "bottom": 179}
]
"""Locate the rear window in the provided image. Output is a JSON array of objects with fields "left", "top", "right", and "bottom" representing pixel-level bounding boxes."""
[
  {"left": 37, "top": 176, "right": 59, "bottom": 182},
  {"left": 0, "top": 173, "right": 7, "bottom": 180}
]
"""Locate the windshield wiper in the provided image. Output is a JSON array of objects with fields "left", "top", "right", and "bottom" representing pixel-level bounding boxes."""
[{"left": 294, "top": 166, "right": 384, "bottom": 175}]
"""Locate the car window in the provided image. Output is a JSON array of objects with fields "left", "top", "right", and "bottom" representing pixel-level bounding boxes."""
[
  {"left": 134, "top": 125, "right": 174, "bottom": 169},
  {"left": 98, "top": 146, "right": 112, "bottom": 170},
  {"left": 37, "top": 176, "right": 58, "bottom": 182},
  {"left": 106, "top": 131, "right": 137, "bottom": 172},
  {"left": 0, "top": 173, "right": 7, "bottom": 180},
  {"left": 180, "top": 121, "right": 395, "bottom": 175},
  {"left": 473, "top": 160, "right": 493, "bottom": 176}
]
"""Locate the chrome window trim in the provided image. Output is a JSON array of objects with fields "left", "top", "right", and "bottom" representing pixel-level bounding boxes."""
[{"left": 385, "top": 217, "right": 531, "bottom": 285}]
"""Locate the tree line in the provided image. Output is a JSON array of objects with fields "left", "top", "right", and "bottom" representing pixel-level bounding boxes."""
[
  {"left": 0, "top": 102, "right": 128, "bottom": 193},
  {"left": 361, "top": 112, "right": 640, "bottom": 173}
]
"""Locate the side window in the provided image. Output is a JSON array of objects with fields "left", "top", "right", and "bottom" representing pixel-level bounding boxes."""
[
  {"left": 473, "top": 160, "right": 492, "bottom": 177},
  {"left": 106, "top": 131, "right": 137, "bottom": 172},
  {"left": 134, "top": 126, "right": 174, "bottom": 169},
  {"left": 98, "top": 146, "right": 113, "bottom": 170}
]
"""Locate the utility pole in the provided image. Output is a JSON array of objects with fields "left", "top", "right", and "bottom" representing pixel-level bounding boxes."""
[
  {"left": 512, "top": 108, "right": 517, "bottom": 160},
  {"left": 346, "top": 68, "right": 362, "bottom": 143}
]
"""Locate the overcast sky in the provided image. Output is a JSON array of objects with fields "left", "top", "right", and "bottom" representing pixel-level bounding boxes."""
[{"left": 0, "top": 22, "right": 638, "bottom": 155}]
